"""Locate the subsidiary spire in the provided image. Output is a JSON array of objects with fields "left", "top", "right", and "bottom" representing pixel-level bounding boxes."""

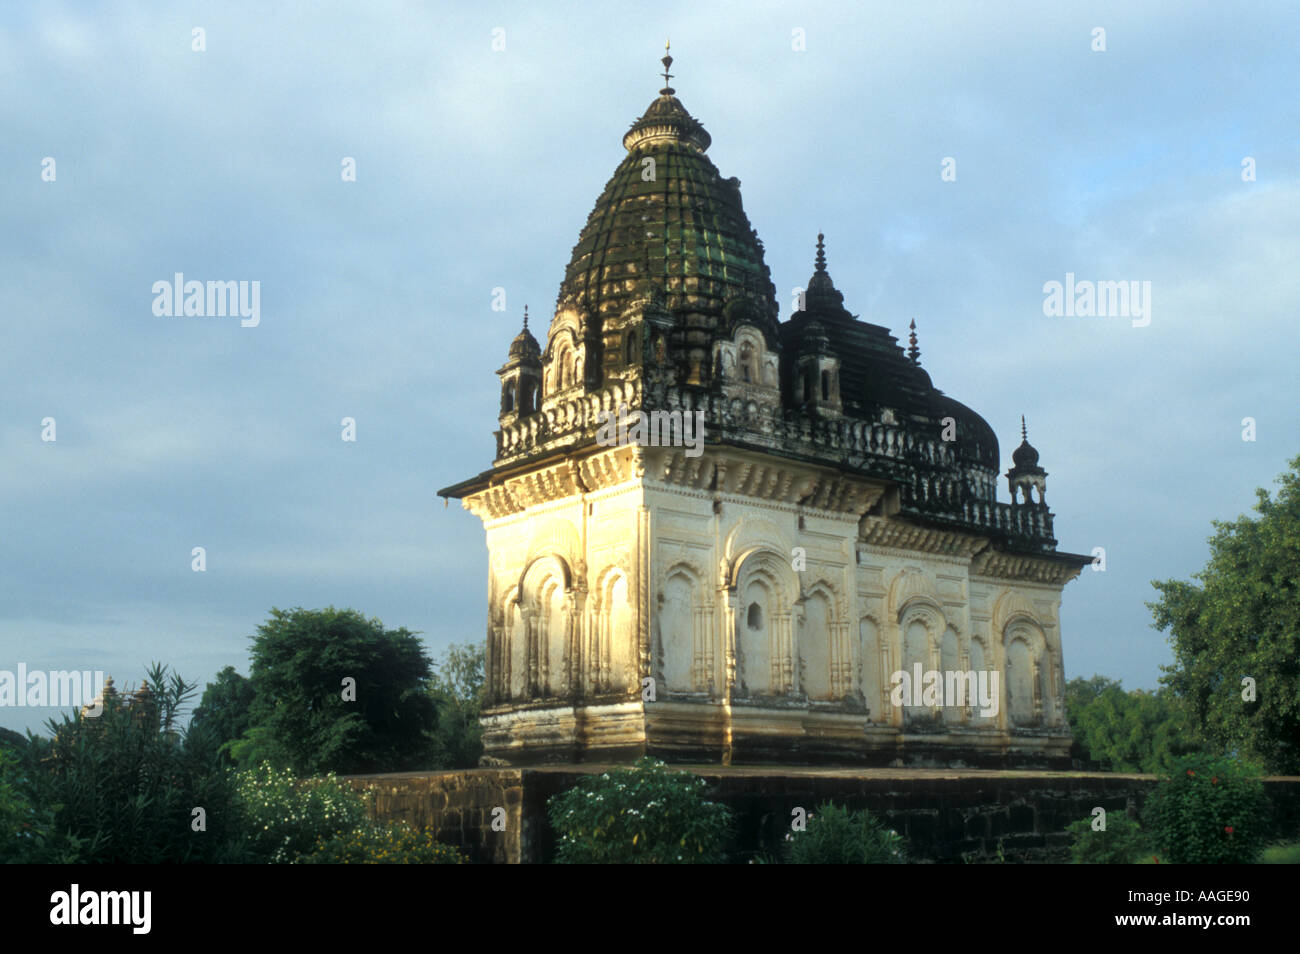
[
  {"left": 801, "top": 232, "right": 851, "bottom": 319},
  {"left": 907, "top": 319, "right": 921, "bottom": 364}
]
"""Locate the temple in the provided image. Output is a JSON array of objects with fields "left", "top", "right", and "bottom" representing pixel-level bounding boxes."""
[{"left": 439, "top": 48, "right": 1092, "bottom": 767}]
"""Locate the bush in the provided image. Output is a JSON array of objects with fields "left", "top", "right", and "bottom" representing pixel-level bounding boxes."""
[
  {"left": 1142, "top": 755, "right": 1271, "bottom": 864},
  {"left": 299, "top": 821, "right": 467, "bottom": 864},
  {"left": 785, "top": 803, "right": 906, "bottom": 864},
  {"left": 28, "top": 664, "right": 242, "bottom": 863},
  {"left": 234, "top": 764, "right": 373, "bottom": 863},
  {"left": 548, "top": 757, "right": 732, "bottom": 863},
  {"left": 1066, "top": 812, "right": 1148, "bottom": 864},
  {"left": 1259, "top": 841, "right": 1300, "bottom": 864},
  {"left": 0, "top": 747, "right": 82, "bottom": 863}
]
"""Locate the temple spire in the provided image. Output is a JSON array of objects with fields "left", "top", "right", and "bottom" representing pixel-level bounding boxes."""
[
  {"left": 1021, "top": 414, "right": 1028, "bottom": 441},
  {"left": 814, "top": 232, "right": 827, "bottom": 272},
  {"left": 522, "top": 304, "right": 529, "bottom": 331},
  {"left": 907, "top": 319, "right": 921, "bottom": 364},
  {"left": 660, "top": 40, "right": 674, "bottom": 95}
]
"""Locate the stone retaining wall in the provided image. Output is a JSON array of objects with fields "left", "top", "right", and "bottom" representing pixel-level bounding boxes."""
[{"left": 344, "top": 765, "right": 1300, "bottom": 863}]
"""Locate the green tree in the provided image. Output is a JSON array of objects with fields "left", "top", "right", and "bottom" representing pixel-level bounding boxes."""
[
  {"left": 426, "top": 642, "right": 484, "bottom": 769},
  {"left": 1149, "top": 455, "right": 1300, "bottom": 774},
  {"left": 188, "top": 665, "right": 255, "bottom": 766},
  {"left": 231, "top": 606, "right": 437, "bottom": 775},
  {"left": 1064, "top": 675, "right": 1199, "bottom": 773}
]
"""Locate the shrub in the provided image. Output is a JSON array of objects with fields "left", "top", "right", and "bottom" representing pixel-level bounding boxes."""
[
  {"left": 1259, "top": 841, "right": 1300, "bottom": 864},
  {"left": 234, "top": 764, "right": 373, "bottom": 863},
  {"left": 0, "top": 747, "right": 82, "bottom": 863},
  {"left": 299, "top": 821, "right": 467, "bottom": 864},
  {"left": 1142, "top": 755, "right": 1271, "bottom": 864},
  {"left": 1066, "top": 812, "right": 1148, "bottom": 864},
  {"left": 28, "top": 664, "right": 242, "bottom": 863},
  {"left": 785, "top": 803, "right": 906, "bottom": 864},
  {"left": 548, "top": 757, "right": 732, "bottom": 863}
]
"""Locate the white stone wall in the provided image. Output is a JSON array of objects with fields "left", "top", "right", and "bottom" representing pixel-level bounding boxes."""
[{"left": 467, "top": 444, "right": 1078, "bottom": 761}]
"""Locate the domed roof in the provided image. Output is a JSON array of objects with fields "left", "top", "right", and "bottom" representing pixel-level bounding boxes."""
[
  {"left": 509, "top": 326, "right": 540, "bottom": 359},
  {"left": 1012, "top": 439, "right": 1039, "bottom": 468},
  {"left": 506, "top": 307, "right": 540, "bottom": 360},
  {"left": 1010, "top": 417, "right": 1042, "bottom": 470},
  {"left": 555, "top": 73, "right": 777, "bottom": 336},
  {"left": 781, "top": 238, "right": 1000, "bottom": 470}
]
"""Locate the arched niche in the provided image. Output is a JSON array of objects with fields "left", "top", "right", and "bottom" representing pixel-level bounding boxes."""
[
  {"left": 1003, "top": 619, "right": 1048, "bottom": 728},
  {"left": 593, "top": 566, "right": 634, "bottom": 693},
  {"left": 658, "top": 565, "right": 700, "bottom": 692},
  {"left": 731, "top": 547, "right": 797, "bottom": 699},
  {"left": 858, "top": 615, "right": 884, "bottom": 720},
  {"left": 897, "top": 598, "right": 945, "bottom": 725},
  {"left": 518, "top": 555, "right": 572, "bottom": 699},
  {"left": 798, "top": 584, "right": 835, "bottom": 700},
  {"left": 967, "top": 635, "right": 995, "bottom": 725}
]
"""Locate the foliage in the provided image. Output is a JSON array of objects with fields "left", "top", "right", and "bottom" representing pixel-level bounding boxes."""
[
  {"left": 233, "top": 763, "right": 373, "bottom": 864},
  {"left": 426, "top": 642, "right": 484, "bottom": 769},
  {"left": 1259, "top": 841, "right": 1300, "bottom": 864},
  {"left": 26, "top": 663, "right": 242, "bottom": 863},
  {"left": 1142, "top": 755, "right": 1271, "bottom": 864},
  {"left": 1064, "top": 675, "right": 1200, "bottom": 773},
  {"left": 1149, "top": 455, "right": 1300, "bottom": 774},
  {"left": 188, "top": 666, "right": 255, "bottom": 766},
  {"left": 548, "top": 757, "right": 732, "bottom": 863},
  {"left": 1066, "top": 812, "right": 1149, "bottom": 864},
  {"left": 0, "top": 746, "right": 82, "bottom": 863},
  {"left": 785, "top": 802, "right": 906, "bottom": 864},
  {"left": 298, "top": 820, "right": 467, "bottom": 864},
  {"left": 231, "top": 606, "right": 438, "bottom": 775}
]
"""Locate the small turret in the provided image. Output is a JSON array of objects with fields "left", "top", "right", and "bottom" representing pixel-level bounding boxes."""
[
  {"left": 1007, "top": 416, "right": 1048, "bottom": 505},
  {"left": 497, "top": 306, "right": 542, "bottom": 421}
]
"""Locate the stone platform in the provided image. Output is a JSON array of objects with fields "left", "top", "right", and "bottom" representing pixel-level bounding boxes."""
[{"left": 344, "top": 764, "right": 1300, "bottom": 863}]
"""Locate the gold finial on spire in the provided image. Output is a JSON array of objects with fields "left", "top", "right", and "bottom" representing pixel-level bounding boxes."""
[{"left": 660, "top": 39, "right": 675, "bottom": 94}]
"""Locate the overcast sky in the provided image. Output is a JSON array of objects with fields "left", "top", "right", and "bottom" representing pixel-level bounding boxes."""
[{"left": 3, "top": 1, "right": 1297, "bottom": 734}]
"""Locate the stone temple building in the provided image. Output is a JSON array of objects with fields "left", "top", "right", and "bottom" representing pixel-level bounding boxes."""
[{"left": 440, "top": 51, "right": 1092, "bottom": 768}]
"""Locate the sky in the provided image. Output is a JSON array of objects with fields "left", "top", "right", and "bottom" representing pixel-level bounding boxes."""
[{"left": 3, "top": 1, "right": 1297, "bottom": 734}]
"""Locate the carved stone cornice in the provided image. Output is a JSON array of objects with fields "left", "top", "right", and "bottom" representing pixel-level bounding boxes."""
[
  {"left": 463, "top": 446, "right": 644, "bottom": 520},
  {"left": 645, "top": 447, "right": 885, "bottom": 514},
  {"left": 857, "top": 516, "right": 987, "bottom": 558},
  {"left": 970, "top": 548, "right": 1086, "bottom": 585}
]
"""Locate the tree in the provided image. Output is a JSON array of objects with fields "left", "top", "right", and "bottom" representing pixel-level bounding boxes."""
[
  {"left": 231, "top": 606, "right": 437, "bottom": 775},
  {"left": 426, "top": 642, "right": 484, "bottom": 769},
  {"left": 188, "top": 666, "right": 255, "bottom": 766},
  {"left": 1064, "top": 675, "right": 1199, "bottom": 773},
  {"left": 1149, "top": 455, "right": 1300, "bottom": 774}
]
